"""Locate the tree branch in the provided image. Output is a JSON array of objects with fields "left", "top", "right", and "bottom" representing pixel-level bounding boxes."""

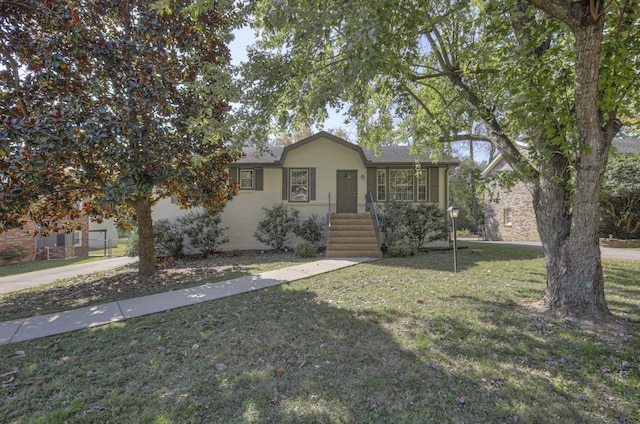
[{"left": 0, "top": 44, "right": 29, "bottom": 118}]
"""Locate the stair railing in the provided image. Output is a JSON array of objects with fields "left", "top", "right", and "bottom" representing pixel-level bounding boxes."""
[
  {"left": 326, "top": 192, "right": 332, "bottom": 250},
  {"left": 365, "top": 192, "right": 381, "bottom": 247}
]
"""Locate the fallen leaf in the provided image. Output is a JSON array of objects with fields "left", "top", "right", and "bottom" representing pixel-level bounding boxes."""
[
  {"left": 14, "top": 350, "right": 26, "bottom": 358},
  {"left": 276, "top": 367, "right": 286, "bottom": 377}
]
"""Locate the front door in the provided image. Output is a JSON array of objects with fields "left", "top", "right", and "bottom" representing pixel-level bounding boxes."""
[{"left": 337, "top": 170, "right": 358, "bottom": 213}]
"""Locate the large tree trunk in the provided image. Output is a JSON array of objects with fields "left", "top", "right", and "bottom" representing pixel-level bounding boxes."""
[
  {"left": 531, "top": 4, "right": 619, "bottom": 323},
  {"left": 132, "top": 197, "right": 156, "bottom": 276}
]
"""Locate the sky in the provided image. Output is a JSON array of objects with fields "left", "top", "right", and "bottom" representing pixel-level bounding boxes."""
[{"left": 228, "top": 26, "right": 357, "bottom": 139}]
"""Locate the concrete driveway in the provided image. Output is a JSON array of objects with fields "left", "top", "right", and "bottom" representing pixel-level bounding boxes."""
[{"left": 0, "top": 257, "right": 138, "bottom": 295}]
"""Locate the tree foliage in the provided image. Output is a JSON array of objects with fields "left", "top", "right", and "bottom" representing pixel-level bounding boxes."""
[
  {"left": 1, "top": 0, "right": 241, "bottom": 275},
  {"left": 449, "top": 158, "right": 484, "bottom": 232},
  {"left": 238, "top": 0, "right": 640, "bottom": 321},
  {"left": 600, "top": 153, "right": 640, "bottom": 239}
]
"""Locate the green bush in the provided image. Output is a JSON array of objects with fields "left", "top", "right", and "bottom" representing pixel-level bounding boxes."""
[
  {"left": 294, "top": 241, "right": 318, "bottom": 258},
  {"left": 404, "top": 203, "right": 445, "bottom": 248},
  {"left": 294, "top": 213, "right": 325, "bottom": 246},
  {"left": 153, "top": 219, "right": 184, "bottom": 258},
  {"left": 254, "top": 203, "right": 300, "bottom": 250},
  {"left": 387, "top": 240, "right": 417, "bottom": 257},
  {"left": 379, "top": 201, "right": 446, "bottom": 250},
  {"left": 178, "top": 211, "right": 229, "bottom": 256},
  {"left": 125, "top": 227, "right": 139, "bottom": 257}
]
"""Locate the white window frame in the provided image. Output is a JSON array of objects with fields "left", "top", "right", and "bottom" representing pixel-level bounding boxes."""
[
  {"left": 504, "top": 209, "right": 513, "bottom": 226},
  {"left": 289, "top": 168, "right": 309, "bottom": 202},
  {"left": 417, "top": 171, "right": 428, "bottom": 201},
  {"left": 239, "top": 169, "right": 255, "bottom": 190},
  {"left": 377, "top": 169, "right": 386, "bottom": 201},
  {"left": 73, "top": 230, "right": 82, "bottom": 247},
  {"left": 389, "top": 169, "right": 414, "bottom": 201}
]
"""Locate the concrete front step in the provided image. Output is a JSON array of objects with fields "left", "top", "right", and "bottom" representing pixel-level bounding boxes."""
[
  {"left": 326, "top": 250, "right": 383, "bottom": 259},
  {"left": 327, "top": 213, "right": 382, "bottom": 259},
  {"left": 329, "top": 236, "right": 378, "bottom": 244}
]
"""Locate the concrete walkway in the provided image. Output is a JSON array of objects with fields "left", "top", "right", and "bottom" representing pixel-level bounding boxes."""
[{"left": 0, "top": 258, "right": 370, "bottom": 345}]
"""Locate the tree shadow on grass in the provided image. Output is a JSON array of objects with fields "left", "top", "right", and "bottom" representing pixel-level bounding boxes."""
[{"left": 1, "top": 280, "right": 634, "bottom": 423}]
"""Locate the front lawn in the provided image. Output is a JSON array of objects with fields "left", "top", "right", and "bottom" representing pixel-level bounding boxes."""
[{"left": 1, "top": 244, "right": 638, "bottom": 423}]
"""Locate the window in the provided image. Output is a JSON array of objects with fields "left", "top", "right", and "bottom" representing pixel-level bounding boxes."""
[
  {"left": 377, "top": 170, "right": 386, "bottom": 201},
  {"left": 289, "top": 168, "right": 309, "bottom": 201},
  {"left": 417, "top": 171, "right": 428, "bottom": 201},
  {"left": 504, "top": 209, "right": 513, "bottom": 226},
  {"left": 389, "top": 169, "right": 414, "bottom": 201},
  {"left": 239, "top": 169, "right": 254, "bottom": 189},
  {"left": 73, "top": 230, "right": 82, "bottom": 247}
]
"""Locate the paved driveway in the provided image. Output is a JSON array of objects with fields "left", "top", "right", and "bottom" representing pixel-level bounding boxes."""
[
  {"left": 462, "top": 239, "right": 640, "bottom": 262},
  {"left": 0, "top": 257, "right": 138, "bottom": 295}
]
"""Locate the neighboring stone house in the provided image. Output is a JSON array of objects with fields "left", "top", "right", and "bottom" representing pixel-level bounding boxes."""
[
  {"left": 482, "top": 138, "right": 640, "bottom": 242},
  {"left": 0, "top": 216, "right": 90, "bottom": 265},
  {"left": 154, "top": 131, "right": 459, "bottom": 252}
]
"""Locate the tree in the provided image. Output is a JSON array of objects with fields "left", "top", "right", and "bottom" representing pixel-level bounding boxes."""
[
  {"left": 600, "top": 153, "right": 640, "bottom": 239},
  {"left": 1, "top": 0, "right": 241, "bottom": 275},
  {"left": 237, "top": 0, "right": 639, "bottom": 322},
  {"left": 449, "top": 158, "right": 484, "bottom": 233}
]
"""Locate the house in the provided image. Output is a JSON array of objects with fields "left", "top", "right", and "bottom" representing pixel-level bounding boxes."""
[
  {"left": 482, "top": 138, "right": 640, "bottom": 242},
  {"left": 153, "top": 131, "right": 459, "bottom": 256},
  {"left": 0, "top": 216, "right": 89, "bottom": 265}
]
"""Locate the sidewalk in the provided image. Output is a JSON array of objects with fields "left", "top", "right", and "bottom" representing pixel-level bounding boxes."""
[{"left": 0, "top": 258, "right": 370, "bottom": 345}]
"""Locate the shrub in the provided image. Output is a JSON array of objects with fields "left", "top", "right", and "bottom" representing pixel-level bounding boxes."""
[
  {"left": 379, "top": 201, "right": 446, "bottom": 250},
  {"left": 387, "top": 240, "right": 417, "bottom": 257},
  {"left": 0, "top": 246, "right": 29, "bottom": 263},
  {"left": 125, "top": 227, "right": 139, "bottom": 257},
  {"left": 294, "top": 213, "right": 325, "bottom": 246},
  {"left": 404, "top": 203, "right": 445, "bottom": 248},
  {"left": 378, "top": 200, "right": 407, "bottom": 251},
  {"left": 153, "top": 219, "right": 184, "bottom": 258},
  {"left": 178, "top": 211, "right": 229, "bottom": 256},
  {"left": 295, "top": 241, "right": 318, "bottom": 258},
  {"left": 254, "top": 203, "right": 300, "bottom": 250}
]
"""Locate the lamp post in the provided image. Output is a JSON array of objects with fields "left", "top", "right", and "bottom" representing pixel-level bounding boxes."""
[{"left": 447, "top": 206, "right": 460, "bottom": 273}]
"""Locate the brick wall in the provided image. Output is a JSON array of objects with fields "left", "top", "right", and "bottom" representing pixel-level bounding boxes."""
[
  {"left": 484, "top": 160, "right": 540, "bottom": 241},
  {"left": 0, "top": 222, "right": 37, "bottom": 265},
  {"left": 0, "top": 216, "right": 90, "bottom": 264}
]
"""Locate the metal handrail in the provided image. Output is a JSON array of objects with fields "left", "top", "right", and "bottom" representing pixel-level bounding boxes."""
[
  {"left": 326, "top": 192, "right": 332, "bottom": 248},
  {"left": 365, "top": 192, "right": 381, "bottom": 246}
]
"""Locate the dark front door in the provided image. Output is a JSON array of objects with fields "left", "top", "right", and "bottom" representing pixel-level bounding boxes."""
[{"left": 337, "top": 170, "right": 358, "bottom": 213}]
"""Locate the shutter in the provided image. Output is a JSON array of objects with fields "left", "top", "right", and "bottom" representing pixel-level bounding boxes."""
[
  {"left": 367, "top": 168, "right": 376, "bottom": 199},
  {"left": 429, "top": 168, "right": 439, "bottom": 203},
  {"left": 255, "top": 168, "right": 264, "bottom": 191},
  {"left": 309, "top": 168, "right": 316, "bottom": 200},
  {"left": 229, "top": 167, "right": 238, "bottom": 184},
  {"left": 282, "top": 167, "right": 289, "bottom": 200}
]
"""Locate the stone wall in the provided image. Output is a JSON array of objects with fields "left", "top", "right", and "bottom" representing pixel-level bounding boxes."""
[{"left": 484, "top": 160, "right": 540, "bottom": 241}]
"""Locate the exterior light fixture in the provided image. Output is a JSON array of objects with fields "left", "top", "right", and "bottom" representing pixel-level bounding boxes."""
[{"left": 447, "top": 206, "right": 460, "bottom": 273}]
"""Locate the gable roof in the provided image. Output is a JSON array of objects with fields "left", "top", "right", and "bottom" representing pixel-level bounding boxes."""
[
  {"left": 482, "top": 138, "right": 640, "bottom": 177},
  {"left": 236, "top": 131, "right": 460, "bottom": 166}
]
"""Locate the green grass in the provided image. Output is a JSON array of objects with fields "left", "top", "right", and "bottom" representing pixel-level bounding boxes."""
[
  {"left": 88, "top": 237, "right": 129, "bottom": 257},
  {"left": 1, "top": 244, "right": 639, "bottom": 423},
  {"left": 0, "top": 256, "right": 105, "bottom": 278}
]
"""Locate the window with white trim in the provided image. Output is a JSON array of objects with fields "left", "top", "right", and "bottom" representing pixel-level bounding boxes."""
[
  {"left": 389, "top": 169, "right": 414, "bottom": 201},
  {"left": 73, "top": 230, "right": 82, "bottom": 247},
  {"left": 239, "top": 169, "right": 254, "bottom": 189},
  {"left": 504, "top": 209, "right": 513, "bottom": 226},
  {"left": 417, "top": 171, "right": 428, "bottom": 201},
  {"left": 377, "top": 169, "right": 386, "bottom": 201},
  {"left": 289, "top": 168, "right": 309, "bottom": 202}
]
